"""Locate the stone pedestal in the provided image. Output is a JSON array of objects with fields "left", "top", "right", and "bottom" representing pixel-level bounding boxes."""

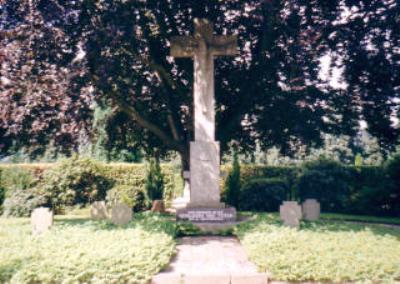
[
  {"left": 302, "top": 199, "right": 320, "bottom": 221},
  {"left": 111, "top": 203, "right": 132, "bottom": 225},
  {"left": 177, "top": 207, "right": 236, "bottom": 223},
  {"left": 188, "top": 141, "right": 224, "bottom": 208},
  {"left": 31, "top": 207, "right": 53, "bottom": 235},
  {"left": 90, "top": 201, "right": 108, "bottom": 220},
  {"left": 280, "top": 201, "right": 302, "bottom": 228}
]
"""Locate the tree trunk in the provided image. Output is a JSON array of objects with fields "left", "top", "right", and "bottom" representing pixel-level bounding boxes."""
[{"left": 179, "top": 146, "right": 190, "bottom": 173}]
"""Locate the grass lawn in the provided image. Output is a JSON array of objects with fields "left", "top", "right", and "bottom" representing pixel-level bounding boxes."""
[
  {"left": 235, "top": 213, "right": 400, "bottom": 282},
  {"left": 0, "top": 212, "right": 176, "bottom": 283},
  {"left": 320, "top": 213, "right": 400, "bottom": 225}
]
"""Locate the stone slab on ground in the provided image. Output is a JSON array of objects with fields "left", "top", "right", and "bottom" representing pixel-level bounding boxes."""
[{"left": 152, "top": 236, "right": 267, "bottom": 284}]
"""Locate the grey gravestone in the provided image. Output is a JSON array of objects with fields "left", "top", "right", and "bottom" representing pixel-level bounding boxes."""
[
  {"left": 171, "top": 19, "right": 238, "bottom": 221},
  {"left": 280, "top": 201, "right": 302, "bottom": 228},
  {"left": 31, "top": 207, "right": 53, "bottom": 234},
  {"left": 111, "top": 203, "right": 132, "bottom": 225},
  {"left": 90, "top": 201, "right": 108, "bottom": 220},
  {"left": 302, "top": 199, "right": 320, "bottom": 221}
]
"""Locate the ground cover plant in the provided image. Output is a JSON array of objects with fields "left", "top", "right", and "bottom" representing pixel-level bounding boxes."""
[
  {"left": 0, "top": 212, "right": 176, "bottom": 283},
  {"left": 321, "top": 213, "right": 400, "bottom": 226},
  {"left": 235, "top": 213, "right": 400, "bottom": 282}
]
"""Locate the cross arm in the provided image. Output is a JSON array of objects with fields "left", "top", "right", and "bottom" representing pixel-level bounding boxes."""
[
  {"left": 210, "top": 35, "right": 238, "bottom": 56},
  {"left": 170, "top": 36, "right": 197, "bottom": 58}
]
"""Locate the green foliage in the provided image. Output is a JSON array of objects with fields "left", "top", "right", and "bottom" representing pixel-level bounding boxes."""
[
  {"left": 2, "top": 189, "right": 48, "bottom": 217},
  {"left": 0, "top": 213, "right": 176, "bottom": 283},
  {"left": 102, "top": 163, "right": 180, "bottom": 206},
  {"left": 40, "top": 157, "right": 113, "bottom": 213},
  {"left": 145, "top": 158, "right": 165, "bottom": 201},
  {"left": 384, "top": 153, "right": 400, "bottom": 214},
  {"left": 224, "top": 151, "right": 241, "bottom": 207},
  {"left": 236, "top": 213, "right": 400, "bottom": 282},
  {"left": 296, "top": 158, "right": 351, "bottom": 212},
  {"left": 106, "top": 185, "right": 150, "bottom": 212},
  {"left": 0, "top": 161, "right": 398, "bottom": 216},
  {"left": 0, "top": 167, "right": 36, "bottom": 192},
  {"left": 320, "top": 213, "right": 400, "bottom": 226},
  {"left": 354, "top": 153, "right": 363, "bottom": 167},
  {"left": 239, "top": 178, "right": 288, "bottom": 212}
]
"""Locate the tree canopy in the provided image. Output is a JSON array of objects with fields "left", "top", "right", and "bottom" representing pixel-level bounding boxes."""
[{"left": 1, "top": 0, "right": 399, "bottom": 167}]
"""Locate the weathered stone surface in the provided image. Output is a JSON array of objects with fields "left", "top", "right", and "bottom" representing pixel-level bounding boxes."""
[
  {"left": 177, "top": 207, "right": 236, "bottom": 223},
  {"left": 189, "top": 141, "right": 223, "bottom": 208},
  {"left": 280, "top": 201, "right": 302, "bottom": 228},
  {"left": 231, "top": 274, "right": 268, "bottom": 284},
  {"left": 31, "top": 207, "right": 53, "bottom": 234},
  {"left": 302, "top": 199, "right": 320, "bottom": 221},
  {"left": 184, "top": 275, "right": 230, "bottom": 284},
  {"left": 170, "top": 19, "right": 238, "bottom": 214},
  {"left": 111, "top": 203, "right": 132, "bottom": 225},
  {"left": 153, "top": 237, "right": 261, "bottom": 283},
  {"left": 151, "top": 274, "right": 182, "bottom": 284},
  {"left": 151, "top": 200, "right": 165, "bottom": 213},
  {"left": 90, "top": 201, "right": 108, "bottom": 220}
]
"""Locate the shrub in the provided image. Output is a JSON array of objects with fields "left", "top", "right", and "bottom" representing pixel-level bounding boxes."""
[
  {"left": 145, "top": 158, "right": 164, "bottom": 201},
  {"left": 239, "top": 178, "right": 288, "bottom": 212},
  {"left": 40, "top": 157, "right": 113, "bottom": 212},
  {"left": 296, "top": 158, "right": 351, "bottom": 212},
  {"left": 106, "top": 185, "right": 150, "bottom": 212},
  {"left": 2, "top": 189, "right": 48, "bottom": 217},
  {"left": 0, "top": 167, "right": 36, "bottom": 192},
  {"left": 384, "top": 154, "right": 400, "bottom": 215},
  {"left": 223, "top": 151, "right": 241, "bottom": 208}
]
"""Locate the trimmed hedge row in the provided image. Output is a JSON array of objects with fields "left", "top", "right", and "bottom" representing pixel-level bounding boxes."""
[
  {"left": 221, "top": 159, "right": 399, "bottom": 217},
  {"left": 1, "top": 157, "right": 399, "bottom": 217},
  {"left": 0, "top": 160, "right": 183, "bottom": 216}
]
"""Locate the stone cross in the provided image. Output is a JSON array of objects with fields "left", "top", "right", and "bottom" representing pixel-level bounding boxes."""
[
  {"left": 171, "top": 19, "right": 238, "bottom": 142},
  {"left": 171, "top": 19, "right": 238, "bottom": 209}
]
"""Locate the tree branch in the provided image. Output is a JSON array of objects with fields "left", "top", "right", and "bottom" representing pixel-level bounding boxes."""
[{"left": 108, "top": 92, "right": 186, "bottom": 153}]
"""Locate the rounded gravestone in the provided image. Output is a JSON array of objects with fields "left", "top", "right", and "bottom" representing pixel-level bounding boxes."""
[
  {"left": 90, "top": 201, "right": 108, "bottom": 220},
  {"left": 302, "top": 199, "right": 320, "bottom": 221},
  {"left": 31, "top": 207, "right": 53, "bottom": 235},
  {"left": 111, "top": 203, "right": 132, "bottom": 225},
  {"left": 279, "top": 201, "right": 302, "bottom": 228}
]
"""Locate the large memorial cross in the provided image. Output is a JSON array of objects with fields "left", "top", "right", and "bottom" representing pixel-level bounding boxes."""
[{"left": 171, "top": 19, "right": 238, "bottom": 209}]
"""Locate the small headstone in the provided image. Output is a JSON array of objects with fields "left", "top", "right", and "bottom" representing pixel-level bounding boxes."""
[
  {"left": 302, "top": 199, "right": 320, "bottom": 221},
  {"left": 151, "top": 200, "right": 165, "bottom": 213},
  {"left": 90, "top": 201, "right": 108, "bottom": 220},
  {"left": 280, "top": 201, "right": 302, "bottom": 228},
  {"left": 31, "top": 207, "right": 53, "bottom": 235},
  {"left": 111, "top": 203, "right": 132, "bottom": 225}
]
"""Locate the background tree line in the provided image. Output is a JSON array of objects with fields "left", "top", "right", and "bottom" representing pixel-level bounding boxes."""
[{"left": 1, "top": 0, "right": 399, "bottom": 167}]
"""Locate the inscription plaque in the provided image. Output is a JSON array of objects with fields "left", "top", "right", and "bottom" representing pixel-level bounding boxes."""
[{"left": 177, "top": 207, "right": 236, "bottom": 223}]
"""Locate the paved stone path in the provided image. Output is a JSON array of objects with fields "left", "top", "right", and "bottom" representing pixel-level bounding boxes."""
[{"left": 152, "top": 236, "right": 267, "bottom": 284}]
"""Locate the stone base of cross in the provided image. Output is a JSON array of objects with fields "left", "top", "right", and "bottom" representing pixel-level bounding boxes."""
[{"left": 170, "top": 19, "right": 238, "bottom": 221}]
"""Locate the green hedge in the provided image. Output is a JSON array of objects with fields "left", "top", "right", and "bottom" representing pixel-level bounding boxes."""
[
  {"left": 0, "top": 161, "right": 183, "bottom": 216},
  {"left": 239, "top": 178, "right": 288, "bottom": 212},
  {"left": 0, "top": 158, "right": 399, "bottom": 217},
  {"left": 231, "top": 162, "right": 398, "bottom": 217}
]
